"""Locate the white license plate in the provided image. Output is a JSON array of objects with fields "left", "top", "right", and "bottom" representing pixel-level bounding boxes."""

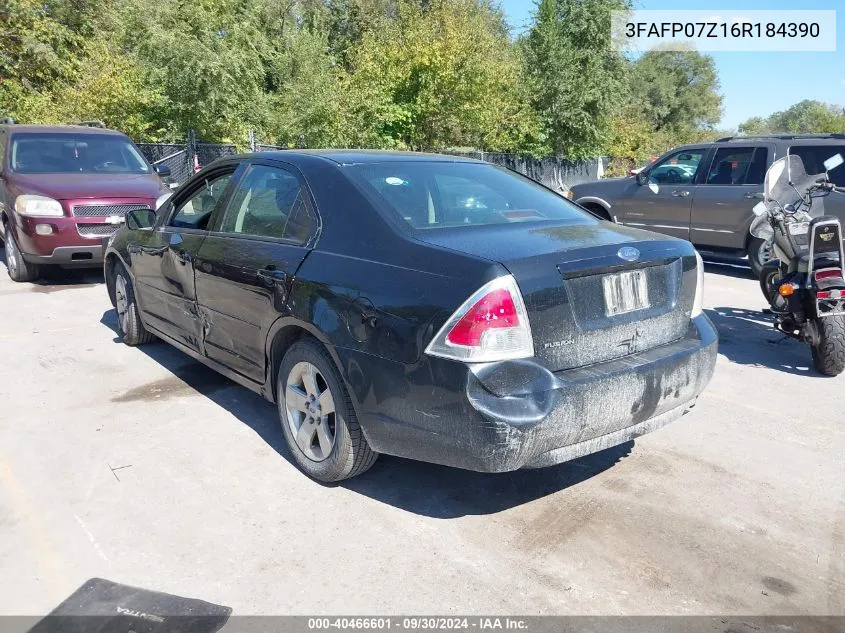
[{"left": 602, "top": 270, "right": 650, "bottom": 316}]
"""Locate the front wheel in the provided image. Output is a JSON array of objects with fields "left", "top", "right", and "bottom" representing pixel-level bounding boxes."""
[
  {"left": 759, "top": 261, "right": 781, "bottom": 304},
  {"left": 811, "top": 316, "right": 845, "bottom": 376},
  {"left": 4, "top": 230, "right": 41, "bottom": 282},
  {"left": 748, "top": 237, "right": 772, "bottom": 279},
  {"left": 114, "top": 265, "right": 154, "bottom": 346}
]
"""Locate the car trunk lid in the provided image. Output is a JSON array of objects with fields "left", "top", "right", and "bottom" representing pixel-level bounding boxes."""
[{"left": 416, "top": 221, "right": 697, "bottom": 371}]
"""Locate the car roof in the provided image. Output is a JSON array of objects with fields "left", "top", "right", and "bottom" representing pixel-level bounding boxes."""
[
  {"left": 247, "top": 149, "right": 484, "bottom": 165},
  {"left": 1, "top": 124, "right": 127, "bottom": 136}
]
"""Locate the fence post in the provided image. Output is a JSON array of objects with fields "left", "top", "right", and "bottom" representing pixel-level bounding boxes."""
[
  {"left": 248, "top": 129, "right": 256, "bottom": 153},
  {"left": 187, "top": 128, "right": 198, "bottom": 172}
]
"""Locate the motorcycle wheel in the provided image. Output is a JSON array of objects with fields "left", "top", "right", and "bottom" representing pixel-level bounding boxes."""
[
  {"left": 810, "top": 315, "right": 845, "bottom": 376},
  {"left": 749, "top": 237, "right": 772, "bottom": 278},
  {"left": 759, "top": 261, "right": 781, "bottom": 304}
]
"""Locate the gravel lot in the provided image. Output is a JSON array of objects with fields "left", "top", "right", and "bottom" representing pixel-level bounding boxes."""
[{"left": 0, "top": 246, "right": 843, "bottom": 618}]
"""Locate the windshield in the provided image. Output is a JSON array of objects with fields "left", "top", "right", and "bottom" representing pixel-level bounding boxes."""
[
  {"left": 764, "top": 154, "right": 826, "bottom": 217},
  {"left": 346, "top": 162, "right": 589, "bottom": 230},
  {"left": 10, "top": 133, "right": 151, "bottom": 174}
]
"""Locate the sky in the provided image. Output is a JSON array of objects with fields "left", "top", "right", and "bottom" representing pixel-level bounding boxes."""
[{"left": 498, "top": 0, "right": 845, "bottom": 130}]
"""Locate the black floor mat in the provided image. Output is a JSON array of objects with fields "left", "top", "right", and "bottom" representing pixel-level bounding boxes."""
[{"left": 27, "top": 578, "right": 232, "bottom": 633}]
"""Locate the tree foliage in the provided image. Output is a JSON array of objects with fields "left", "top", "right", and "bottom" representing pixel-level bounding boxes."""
[
  {"left": 629, "top": 49, "right": 722, "bottom": 135},
  {"left": 1, "top": 0, "right": 732, "bottom": 159},
  {"left": 522, "top": 0, "right": 628, "bottom": 159},
  {"left": 738, "top": 100, "right": 845, "bottom": 136}
]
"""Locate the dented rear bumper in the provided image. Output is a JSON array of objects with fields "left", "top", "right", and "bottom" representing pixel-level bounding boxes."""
[{"left": 349, "top": 314, "right": 717, "bottom": 473}]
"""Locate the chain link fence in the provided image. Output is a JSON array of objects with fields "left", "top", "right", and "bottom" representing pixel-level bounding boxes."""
[{"left": 137, "top": 131, "right": 608, "bottom": 192}]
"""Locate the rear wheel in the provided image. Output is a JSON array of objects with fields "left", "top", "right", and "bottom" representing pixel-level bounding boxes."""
[
  {"left": 748, "top": 237, "right": 772, "bottom": 278},
  {"left": 277, "top": 339, "right": 377, "bottom": 482},
  {"left": 115, "top": 264, "right": 154, "bottom": 346},
  {"left": 4, "top": 230, "right": 40, "bottom": 282},
  {"left": 811, "top": 316, "right": 845, "bottom": 376}
]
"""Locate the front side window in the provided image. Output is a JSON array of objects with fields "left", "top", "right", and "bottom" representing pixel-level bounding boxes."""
[
  {"left": 10, "top": 133, "right": 151, "bottom": 174},
  {"left": 170, "top": 172, "right": 235, "bottom": 230},
  {"left": 648, "top": 149, "right": 704, "bottom": 185},
  {"left": 789, "top": 145, "right": 845, "bottom": 186},
  {"left": 706, "top": 147, "right": 768, "bottom": 185},
  {"left": 218, "top": 164, "right": 316, "bottom": 242},
  {"left": 346, "top": 162, "right": 588, "bottom": 230}
]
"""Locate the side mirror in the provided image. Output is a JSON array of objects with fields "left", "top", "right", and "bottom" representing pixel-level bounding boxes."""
[
  {"left": 126, "top": 208, "right": 157, "bottom": 230},
  {"left": 154, "top": 163, "right": 171, "bottom": 178},
  {"left": 636, "top": 170, "right": 649, "bottom": 186},
  {"left": 824, "top": 154, "right": 844, "bottom": 172}
]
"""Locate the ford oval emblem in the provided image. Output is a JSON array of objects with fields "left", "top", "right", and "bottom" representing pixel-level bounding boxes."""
[{"left": 618, "top": 246, "right": 640, "bottom": 262}]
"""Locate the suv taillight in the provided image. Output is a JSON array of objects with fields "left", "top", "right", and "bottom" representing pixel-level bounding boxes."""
[{"left": 425, "top": 275, "right": 534, "bottom": 363}]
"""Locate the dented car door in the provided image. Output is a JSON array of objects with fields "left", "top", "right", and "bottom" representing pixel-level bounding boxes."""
[{"left": 130, "top": 166, "right": 238, "bottom": 353}]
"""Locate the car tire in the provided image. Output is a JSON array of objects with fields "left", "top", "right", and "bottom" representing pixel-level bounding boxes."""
[
  {"left": 114, "top": 264, "right": 154, "bottom": 346},
  {"left": 4, "top": 229, "right": 40, "bottom": 282},
  {"left": 748, "top": 237, "right": 771, "bottom": 278},
  {"left": 811, "top": 316, "right": 845, "bottom": 376},
  {"left": 277, "top": 339, "right": 378, "bottom": 482}
]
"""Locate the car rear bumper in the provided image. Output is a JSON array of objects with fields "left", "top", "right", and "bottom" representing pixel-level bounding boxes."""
[{"left": 348, "top": 314, "right": 717, "bottom": 473}]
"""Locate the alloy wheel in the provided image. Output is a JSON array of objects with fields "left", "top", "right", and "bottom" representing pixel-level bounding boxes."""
[
  {"left": 284, "top": 361, "right": 337, "bottom": 462},
  {"left": 115, "top": 275, "right": 130, "bottom": 334}
]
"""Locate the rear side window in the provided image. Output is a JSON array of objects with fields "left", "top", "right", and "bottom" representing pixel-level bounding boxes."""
[
  {"left": 217, "top": 164, "right": 316, "bottom": 243},
  {"left": 706, "top": 147, "right": 768, "bottom": 185},
  {"left": 346, "top": 162, "right": 588, "bottom": 230},
  {"left": 789, "top": 145, "right": 845, "bottom": 185}
]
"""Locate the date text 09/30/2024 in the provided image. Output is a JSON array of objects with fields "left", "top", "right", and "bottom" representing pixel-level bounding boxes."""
[{"left": 307, "top": 618, "right": 528, "bottom": 630}]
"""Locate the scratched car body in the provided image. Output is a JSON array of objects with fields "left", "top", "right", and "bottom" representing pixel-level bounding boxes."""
[{"left": 104, "top": 151, "right": 717, "bottom": 482}]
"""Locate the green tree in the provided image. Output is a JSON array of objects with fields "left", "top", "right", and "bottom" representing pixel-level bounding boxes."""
[
  {"left": 768, "top": 100, "right": 845, "bottom": 134},
  {"left": 737, "top": 100, "right": 845, "bottom": 136},
  {"left": 522, "top": 0, "right": 628, "bottom": 159},
  {"left": 628, "top": 49, "right": 722, "bottom": 136},
  {"left": 341, "top": 0, "right": 543, "bottom": 152}
]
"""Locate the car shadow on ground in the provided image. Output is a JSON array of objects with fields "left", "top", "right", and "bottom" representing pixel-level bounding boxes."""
[
  {"left": 0, "top": 244, "right": 104, "bottom": 290},
  {"left": 702, "top": 261, "right": 755, "bottom": 280},
  {"left": 100, "top": 308, "right": 634, "bottom": 518},
  {"left": 706, "top": 306, "right": 818, "bottom": 376}
]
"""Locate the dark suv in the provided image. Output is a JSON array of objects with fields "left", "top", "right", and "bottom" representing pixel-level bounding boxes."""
[
  {"left": 569, "top": 134, "right": 845, "bottom": 276},
  {"left": 0, "top": 124, "right": 171, "bottom": 282}
]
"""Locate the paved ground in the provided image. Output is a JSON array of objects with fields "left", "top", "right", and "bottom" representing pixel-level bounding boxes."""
[{"left": 0, "top": 247, "right": 843, "bottom": 619}]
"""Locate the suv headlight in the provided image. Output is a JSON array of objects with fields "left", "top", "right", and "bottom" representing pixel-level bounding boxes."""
[
  {"left": 15, "top": 195, "right": 64, "bottom": 217},
  {"left": 691, "top": 250, "right": 704, "bottom": 318}
]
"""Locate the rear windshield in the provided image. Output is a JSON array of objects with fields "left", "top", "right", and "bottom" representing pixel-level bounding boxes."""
[
  {"left": 346, "top": 162, "right": 588, "bottom": 230},
  {"left": 10, "top": 133, "right": 151, "bottom": 174}
]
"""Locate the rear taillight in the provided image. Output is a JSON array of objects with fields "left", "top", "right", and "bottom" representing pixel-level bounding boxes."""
[
  {"left": 425, "top": 275, "right": 534, "bottom": 363},
  {"left": 818, "top": 290, "right": 844, "bottom": 300},
  {"left": 815, "top": 268, "right": 843, "bottom": 281}
]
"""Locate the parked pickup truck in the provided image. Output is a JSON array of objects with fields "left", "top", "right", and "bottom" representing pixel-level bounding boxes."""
[{"left": 569, "top": 134, "right": 845, "bottom": 276}]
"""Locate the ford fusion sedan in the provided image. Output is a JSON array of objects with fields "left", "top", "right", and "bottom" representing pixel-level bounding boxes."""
[
  {"left": 104, "top": 151, "right": 717, "bottom": 482},
  {"left": 0, "top": 124, "right": 171, "bottom": 282}
]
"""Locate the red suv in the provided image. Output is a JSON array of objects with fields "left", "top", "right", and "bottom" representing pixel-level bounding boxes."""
[{"left": 0, "top": 124, "right": 171, "bottom": 282}]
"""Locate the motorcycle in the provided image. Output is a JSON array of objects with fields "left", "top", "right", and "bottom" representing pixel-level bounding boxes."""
[{"left": 751, "top": 152, "right": 845, "bottom": 376}]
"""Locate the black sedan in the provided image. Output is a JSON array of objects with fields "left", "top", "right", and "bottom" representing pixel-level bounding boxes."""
[{"left": 104, "top": 151, "right": 717, "bottom": 482}]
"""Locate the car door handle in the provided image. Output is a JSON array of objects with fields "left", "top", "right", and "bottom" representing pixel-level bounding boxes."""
[
  {"left": 257, "top": 267, "right": 286, "bottom": 285},
  {"left": 744, "top": 192, "right": 760, "bottom": 199},
  {"left": 672, "top": 190, "right": 690, "bottom": 197}
]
